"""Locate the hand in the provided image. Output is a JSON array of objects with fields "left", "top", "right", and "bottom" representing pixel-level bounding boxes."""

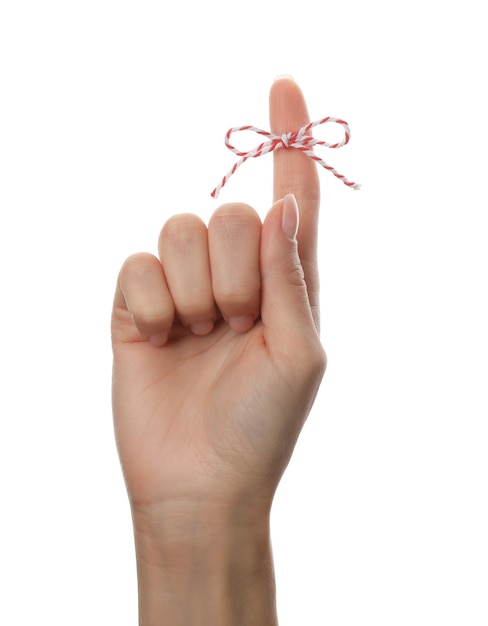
[
  {"left": 111, "top": 78, "right": 325, "bottom": 519},
  {"left": 111, "top": 77, "right": 326, "bottom": 624}
]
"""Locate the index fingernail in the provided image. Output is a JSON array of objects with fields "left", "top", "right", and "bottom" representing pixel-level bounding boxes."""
[{"left": 274, "top": 74, "right": 294, "bottom": 82}]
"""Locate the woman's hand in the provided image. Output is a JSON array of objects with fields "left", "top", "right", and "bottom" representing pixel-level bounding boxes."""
[{"left": 111, "top": 77, "right": 325, "bottom": 625}]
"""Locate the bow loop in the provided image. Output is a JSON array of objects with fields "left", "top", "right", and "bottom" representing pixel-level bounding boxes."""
[{"left": 211, "top": 117, "right": 360, "bottom": 198}]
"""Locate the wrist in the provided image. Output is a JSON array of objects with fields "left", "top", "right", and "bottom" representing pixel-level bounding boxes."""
[{"left": 132, "top": 500, "right": 278, "bottom": 626}]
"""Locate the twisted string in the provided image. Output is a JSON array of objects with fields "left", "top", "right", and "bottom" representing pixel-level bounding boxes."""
[{"left": 211, "top": 116, "right": 360, "bottom": 198}]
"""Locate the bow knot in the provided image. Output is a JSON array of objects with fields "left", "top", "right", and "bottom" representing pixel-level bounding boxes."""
[{"left": 211, "top": 117, "right": 360, "bottom": 198}]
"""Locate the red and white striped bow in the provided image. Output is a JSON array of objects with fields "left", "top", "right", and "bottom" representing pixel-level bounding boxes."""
[{"left": 211, "top": 116, "right": 360, "bottom": 198}]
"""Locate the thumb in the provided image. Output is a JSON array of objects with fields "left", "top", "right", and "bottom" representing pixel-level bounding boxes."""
[{"left": 260, "top": 194, "right": 318, "bottom": 345}]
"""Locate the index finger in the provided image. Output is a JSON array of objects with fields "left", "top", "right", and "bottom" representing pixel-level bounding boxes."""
[{"left": 270, "top": 76, "right": 321, "bottom": 325}]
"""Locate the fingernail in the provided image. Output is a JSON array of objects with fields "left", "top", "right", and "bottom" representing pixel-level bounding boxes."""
[
  {"left": 228, "top": 316, "right": 254, "bottom": 333},
  {"left": 149, "top": 331, "right": 168, "bottom": 347},
  {"left": 274, "top": 74, "right": 294, "bottom": 82},
  {"left": 282, "top": 194, "right": 299, "bottom": 240},
  {"left": 190, "top": 320, "right": 214, "bottom": 336}
]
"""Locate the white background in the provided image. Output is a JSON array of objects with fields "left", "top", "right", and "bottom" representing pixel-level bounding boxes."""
[{"left": 1, "top": 1, "right": 487, "bottom": 624}]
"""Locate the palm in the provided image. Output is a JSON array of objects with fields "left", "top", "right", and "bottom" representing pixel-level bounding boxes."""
[{"left": 113, "top": 317, "right": 311, "bottom": 508}]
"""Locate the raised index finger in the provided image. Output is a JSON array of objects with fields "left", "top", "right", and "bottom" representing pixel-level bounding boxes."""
[{"left": 270, "top": 76, "right": 321, "bottom": 324}]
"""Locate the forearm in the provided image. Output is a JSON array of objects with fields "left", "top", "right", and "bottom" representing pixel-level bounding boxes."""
[{"left": 132, "top": 504, "right": 279, "bottom": 626}]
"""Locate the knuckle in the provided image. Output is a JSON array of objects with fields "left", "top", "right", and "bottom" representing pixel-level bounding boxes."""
[
  {"left": 120, "top": 252, "right": 155, "bottom": 277},
  {"left": 264, "top": 254, "right": 305, "bottom": 287},
  {"left": 134, "top": 308, "right": 169, "bottom": 334},
  {"left": 210, "top": 204, "right": 261, "bottom": 238},
  {"left": 176, "top": 299, "right": 214, "bottom": 323},
  {"left": 215, "top": 280, "right": 260, "bottom": 312},
  {"left": 211, "top": 202, "right": 258, "bottom": 222},
  {"left": 160, "top": 214, "right": 205, "bottom": 251},
  {"left": 286, "top": 259, "right": 306, "bottom": 287}
]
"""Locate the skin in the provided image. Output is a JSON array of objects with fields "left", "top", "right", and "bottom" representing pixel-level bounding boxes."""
[{"left": 111, "top": 76, "right": 326, "bottom": 625}]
